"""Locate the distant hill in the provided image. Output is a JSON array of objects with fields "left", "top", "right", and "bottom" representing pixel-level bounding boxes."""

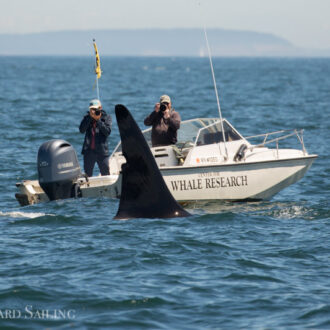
[{"left": 0, "top": 28, "right": 329, "bottom": 57}]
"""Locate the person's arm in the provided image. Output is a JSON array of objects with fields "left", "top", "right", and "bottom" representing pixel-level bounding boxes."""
[
  {"left": 79, "top": 114, "right": 91, "bottom": 133},
  {"left": 144, "top": 111, "right": 159, "bottom": 126},
  {"left": 97, "top": 113, "right": 112, "bottom": 137},
  {"left": 168, "top": 111, "right": 181, "bottom": 130},
  {"left": 144, "top": 103, "right": 161, "bottom": 126}
]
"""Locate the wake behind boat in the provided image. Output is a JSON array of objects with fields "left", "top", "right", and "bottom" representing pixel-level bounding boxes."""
[{"left": 15, "top": 114, "right": 317, "bottom": 206}]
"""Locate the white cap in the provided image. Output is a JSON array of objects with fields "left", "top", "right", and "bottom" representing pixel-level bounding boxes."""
[
  {"left": 160, "top": 95, "right": 171, "bottom": 103},
  {"left": 89, "top": 99, "right": 102, "bottom": 109}
]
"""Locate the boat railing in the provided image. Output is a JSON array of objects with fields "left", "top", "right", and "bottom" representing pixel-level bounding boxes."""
[{"left": 246, "top": 129, "right": 306, "bottom": 156}]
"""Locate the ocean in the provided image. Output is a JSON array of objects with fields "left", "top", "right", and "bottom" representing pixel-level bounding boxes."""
[{"left": 0, "top": 56, "right": 329, "bottom": 329}]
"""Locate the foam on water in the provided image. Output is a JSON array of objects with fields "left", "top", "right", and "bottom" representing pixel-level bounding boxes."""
[{"left": 0, "top": 211, "right": 54, "bottom": 219}]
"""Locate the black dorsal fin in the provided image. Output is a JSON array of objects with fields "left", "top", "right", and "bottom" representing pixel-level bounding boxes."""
[{"left": 114, "top": 104, "right": 191, "bottom": 220}]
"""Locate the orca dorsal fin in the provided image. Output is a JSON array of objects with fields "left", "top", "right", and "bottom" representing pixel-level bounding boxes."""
[{"left": 114, "top": 104, "right": 191, "bottom": 220}]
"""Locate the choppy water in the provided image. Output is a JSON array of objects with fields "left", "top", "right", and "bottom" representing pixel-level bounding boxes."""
[{"left": 0, "top": 56, "right": 329, "bottom": 329}]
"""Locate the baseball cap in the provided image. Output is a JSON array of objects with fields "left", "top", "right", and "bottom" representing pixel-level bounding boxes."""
[
  {"left": 89, "top": 99, "right": 102, "bottom": 109},
  {"left": 160, "top": 95, "right": 171, "bottom": 104}
]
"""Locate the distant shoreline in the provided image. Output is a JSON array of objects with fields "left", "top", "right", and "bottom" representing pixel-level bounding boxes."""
[{"left": 0, "top": 28, "right": 329, "bottom": 57}]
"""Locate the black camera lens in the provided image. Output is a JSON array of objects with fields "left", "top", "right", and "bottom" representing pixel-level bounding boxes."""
[
  {"left": 94, "top": 110, "right": 101, "bottom": 116},
  {"left": 160, "top": 103, "right": 167, "bottom": 112}
]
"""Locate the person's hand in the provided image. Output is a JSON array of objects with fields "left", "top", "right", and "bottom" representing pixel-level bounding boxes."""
[
  {"left": 154, "top": 103, "right": 160, "bottom": 112},
  {"left": 89, "top": 108, "right": 102, "bottom": 121},
  {"left": 163, "top": 109, "right": 170, "bottom": 119}
]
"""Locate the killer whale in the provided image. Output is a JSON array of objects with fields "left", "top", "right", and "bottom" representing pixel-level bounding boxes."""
[
  {"left": 31, "top": 104, "right": 190, "bottom": 219},
  {"left": 114, "top": 104, "right": 191, "bottom": 219}
]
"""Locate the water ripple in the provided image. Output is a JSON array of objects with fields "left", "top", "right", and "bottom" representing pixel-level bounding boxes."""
[{"left": 0, "top": 57, "right": 329, "bottom": 329}]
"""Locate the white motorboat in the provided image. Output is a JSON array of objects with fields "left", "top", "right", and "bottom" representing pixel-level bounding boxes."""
[
  {"left": 15, "top": 117, "right": 317, "bottom": 206},
  {"left": 15, "top": 30, "right": 317, "bottom": 208}
]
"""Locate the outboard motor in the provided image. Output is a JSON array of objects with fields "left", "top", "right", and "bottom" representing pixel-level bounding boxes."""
[{"left": 37, "top": 139, "right": 82, "bottom": 201}]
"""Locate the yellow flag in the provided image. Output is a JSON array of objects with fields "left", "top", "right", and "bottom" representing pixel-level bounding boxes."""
[{"left": 93, "top": 40, "right": 101, "bottom": 79}]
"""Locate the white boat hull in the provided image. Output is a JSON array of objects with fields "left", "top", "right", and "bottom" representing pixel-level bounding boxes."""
[
  {"left": 15, "top": 175, "right": 120, "bottom": 206},
  {"left": 161, "top": 156, "right": 315, "bottom": 201},
  {"left": 15, "top": 156, "right": 316, "bottom": 206},
  {"left": 15, "top": 117, "right": 317, "bottom": 206}
]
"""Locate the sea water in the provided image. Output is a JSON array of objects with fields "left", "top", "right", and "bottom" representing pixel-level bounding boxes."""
[{"left": 0, "top": 56, "right": 329, "bottom": 329}]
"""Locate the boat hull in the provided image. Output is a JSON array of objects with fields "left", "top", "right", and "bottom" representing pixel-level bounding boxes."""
[
  {"left": 15, "top": 156, "right": 316, "bottom": 206},
  {"left": 15, "top": 175, "right": 120, "bottom": 206},
  {"left": 161, "top": 156, "right": 316, "bottom": 201}
]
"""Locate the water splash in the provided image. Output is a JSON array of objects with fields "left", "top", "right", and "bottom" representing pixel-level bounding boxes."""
[{"left": 0, "top": 210, "right": 54, "bottom": 219}]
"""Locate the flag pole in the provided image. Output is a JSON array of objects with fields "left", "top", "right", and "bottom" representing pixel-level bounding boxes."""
[
  {"left": 93, "top": 39, "right": 102, "bottom": 100},
  {"left": 96, "top": 75, "right": 100, "bottom": 100}
]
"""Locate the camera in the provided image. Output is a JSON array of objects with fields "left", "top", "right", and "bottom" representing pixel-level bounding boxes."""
[
  {"left": 94, "top": 109, "right": 101, "bottom": 116},
  {"left": 159, "top": 103, "right": 168, "bottom": 112}
]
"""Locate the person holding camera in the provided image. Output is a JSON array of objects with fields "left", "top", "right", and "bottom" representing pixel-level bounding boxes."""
[
  {"left": 79, "top": 99, "right": 112, "bottom": 177},
  {"left": 144, "top": 95, "right": 181, "bottom": 147}
]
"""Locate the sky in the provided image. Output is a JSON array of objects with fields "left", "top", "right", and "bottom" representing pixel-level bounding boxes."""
[{"left": 0, "top": 0, "right": 329, "bottom": 50}]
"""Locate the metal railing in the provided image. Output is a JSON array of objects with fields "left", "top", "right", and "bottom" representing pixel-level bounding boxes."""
[{"left": 245, "top": 129, "right": 306, "bottom": 157}]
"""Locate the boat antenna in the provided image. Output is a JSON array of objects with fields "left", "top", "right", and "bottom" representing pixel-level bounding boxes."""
[
  {"left": 93, "top": 39, "right": 102, "bottom": 100},
  {"left": 199, "top": 3, "right": 228, "bottom": 159}
]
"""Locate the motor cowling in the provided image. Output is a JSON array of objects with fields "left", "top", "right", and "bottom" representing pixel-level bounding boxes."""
[{"left": 37, "top": 139, "right": 82, "bottom": 201}]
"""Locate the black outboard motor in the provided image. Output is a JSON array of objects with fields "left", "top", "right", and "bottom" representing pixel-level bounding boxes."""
[{"left": 38, "top": 140, "right": 82, "bottom": 201}]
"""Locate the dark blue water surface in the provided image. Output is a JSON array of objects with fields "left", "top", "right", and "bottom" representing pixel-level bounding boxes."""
[{"left": 0, "top": 56, "right": 329, "bottom": 329}]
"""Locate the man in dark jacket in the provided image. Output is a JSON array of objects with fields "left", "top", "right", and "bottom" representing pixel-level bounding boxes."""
[
  {"left": 79, "top": 99, "right": 112, "bottom": 177},
  {"left": 144, "top": 95, "right": 181, "bottom": 147}
]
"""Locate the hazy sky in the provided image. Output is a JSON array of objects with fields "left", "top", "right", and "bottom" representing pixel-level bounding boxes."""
[{"left": 0, "top": 0, "right": 329, "bottom": 49}]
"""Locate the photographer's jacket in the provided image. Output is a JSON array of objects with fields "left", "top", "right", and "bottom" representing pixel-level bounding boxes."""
[
  {"left": 144, "top": 109, "right": 181, "bottom": 147},
  {"left": 79, "top": 110, "right": 112, "bottom": 156}
]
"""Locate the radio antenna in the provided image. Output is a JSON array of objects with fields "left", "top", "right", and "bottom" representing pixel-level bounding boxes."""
[
  {"left": 203, "top": 25, "right": 228, "bottom": 159},
  {"left": 198, "top": 0, "right": 228, "bottom": 159}
]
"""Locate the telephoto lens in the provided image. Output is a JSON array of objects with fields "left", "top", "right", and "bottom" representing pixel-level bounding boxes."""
[
  {"left": 160, "top": 103, "right": 167, "bottom": 112},
  {"left": 94, "top": 110, "right": 101, "bottom": 116}
]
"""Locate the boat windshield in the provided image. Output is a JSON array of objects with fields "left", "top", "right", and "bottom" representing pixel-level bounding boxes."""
[
  {"left": 177, "top": 118, "right": 219, "bottom": 144},
  {"left": 113, "top": 118, "right": 243, "bottom": 153},
  {"left": 195, "top": 120, "right": 243, "bottom": 146}
]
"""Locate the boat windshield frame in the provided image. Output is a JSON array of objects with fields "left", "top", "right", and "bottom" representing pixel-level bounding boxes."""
[
  {"left": 111, "top": 118, "right": 244, "bottom": 155},
  {"left": 194, "top": 119, "right": 244, "bottom": 146}
]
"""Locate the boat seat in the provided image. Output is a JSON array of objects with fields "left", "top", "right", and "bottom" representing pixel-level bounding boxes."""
[
  {"left": 173, "top": 142, "right": 194, "bottom": 165},
  {"left": 151, "top": 146, "right": 178, "bottom": 167}
]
